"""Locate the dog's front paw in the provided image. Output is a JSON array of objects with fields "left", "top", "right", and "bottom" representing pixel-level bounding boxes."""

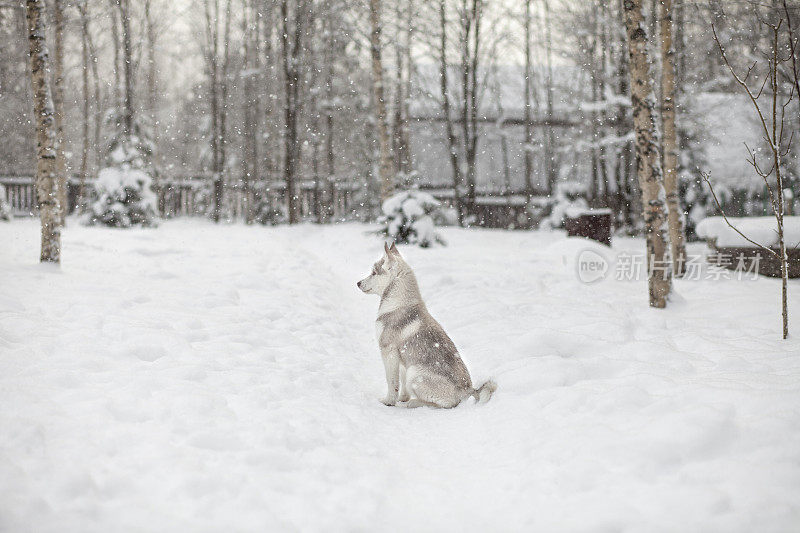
[
  {"left": 380, "top": 396, "right": 397, "bottom": 406},
  {"left": 398, "top": 393, "right": 411, "bottom": 403}
]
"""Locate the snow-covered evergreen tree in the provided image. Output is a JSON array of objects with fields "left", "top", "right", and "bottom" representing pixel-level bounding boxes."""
[
  {"left": 252, "top": 182, "right": 288, "bottom": 225},
  {"left": 378, "top": 189, "right": 444, "bottom": 247},
  {"left": 84, "top": 110, "right": 156, "bottom": 228}
]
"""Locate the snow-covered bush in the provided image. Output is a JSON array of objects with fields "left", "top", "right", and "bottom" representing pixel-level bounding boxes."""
[
  {"left": 0, "top": 184, "right": 11, "bottom": 221},
  {"left": 432, "top": 205, "right": 459, "bottom": 227},
  {"left": 84, "top": 166, "right": 156, "bottom": 227},
  {"left": 378, "top": 190, "right": 445, "bottom": 247},
  {"left": 547, "top": 181, "right": 588, "bottom": 229},
  {"left": 248, "top": 181, "right": 287, "bottom": 225},
  {"left": 526, "top": 196, "right": 557, "bottom": 229},
  {"left": 84, "top": 111, "right": 157, "bottom": 227},
  {"left": 253, "top": 199, "right": 288, "bottom": 225}
]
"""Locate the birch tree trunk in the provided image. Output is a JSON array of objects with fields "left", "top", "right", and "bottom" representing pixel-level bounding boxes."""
[
  {"left": 623, "top": 0, "right": 671, "bottom": 308},
  {"left": 52, "top": 0, "right": 66, "bottom": 224},
  {"left": 659, "top": 0, "right": 686, "bottom": 277},
  {"left": 369, "top": 0, "right": 394, "bottom": 202},
  {"left": 78, "top": 1, "right": 89, "bottom": 211},
  {"left": 25, "top": 0, "right": 61, "bottom": 263}
]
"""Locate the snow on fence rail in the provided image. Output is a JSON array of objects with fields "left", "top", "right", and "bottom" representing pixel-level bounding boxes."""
[
  {"left": 696, "top": 216, "right": 800, "bottom": 248},
  {"left": 696, "top": 216, "right": 800, "bottom": 278}
]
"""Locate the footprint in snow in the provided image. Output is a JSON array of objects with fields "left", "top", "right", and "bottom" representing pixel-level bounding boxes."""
[{"left": 126, "top": 345, "right": 167, "bottom": 362}]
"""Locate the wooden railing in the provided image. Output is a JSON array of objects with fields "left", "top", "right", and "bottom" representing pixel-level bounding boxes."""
[
  {"left": 0, "top": 176, "right": 38, "bottom": 216},
  {"left": 0, "top": 174, "right": 360, "bottom": 221},
  {"left": 1, "top": 174, "right": 542, "bottom": 228}
]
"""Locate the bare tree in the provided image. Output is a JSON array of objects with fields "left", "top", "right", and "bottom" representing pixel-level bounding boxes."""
[
  {"left": 86, "top": 4, "right": 101, "bottom": 176},
  {"left": 25, "top": 0, "right": 60, "bottom": 263},
  {"left": 623, "top": 0, "right": 671, "bottom": 308},
  {"left": 614, "top": 18, "right": 635, "bottom": 227},
  {"left": 51, "top": 0, "right": 66, "bottom": 224},
  {"left": 522, "top": 0, "right": 534, "bottom": 198},
  {"left": 144, "top": 0, "right": 161, "bottom": 214},
  {"left": 391, "top": 0, "right": 413, "bottom": 179},
  {"left": 203, "top": 0, "right": 229, "bottom": 222},
  {"left": 118, "top": 0, "right": 133, "bottom": 137},
  {"left": 241, "top": 0, "right": 260, "bottom": 224},
  {"left": 314, "top": 0, "right": 337, "bottom": 223},
  {"left": 459, "top": 0, "right": 482, "bottom": 213},
  {"left": 659, "top": 0, "right": 687, "bottom": 276},
  {"left": 438, "top": 0, "right": 463, "bottom": 225},
  {"left": 219, "top": 0, "right": 232, "bottom": 212},
  {"left": 543, "top": 0, "right": 556, "bottom": 194},
  {"left": 323, "top": 0, "right": 338, "bottom": 223},
  {"left": 77, "top": 0, "right": 89, "bottom": 210},
  {"left": 598, "top": 0, "right": 611, "bottom": 210},
  {"left": 369, "top": 0, "right": 394, "bottom": 202},
  {"left": 145, "top": 0, "right": 157, "bottom": 139},
  {"left": 108, "top": 0, "right": 121, "bottom": 112},
  {"left": 707, "top": 19, "right": 792, "bottom": 339},
  {"left": 281, "top": 0, "right": 307, "bottom": 223}
]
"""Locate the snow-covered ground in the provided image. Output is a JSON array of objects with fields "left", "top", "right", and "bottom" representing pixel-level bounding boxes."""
[{"left": 1, "top": 219, "right": 799, "bottom": 532}]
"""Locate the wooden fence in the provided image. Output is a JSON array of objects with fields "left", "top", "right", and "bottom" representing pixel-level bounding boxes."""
[
  {"left": 0, "top": 176, "right": 39, "bottom": 216},
  {"left": 1, "top": 174, "right": 542, "bottom": 228},
  {"left": 0, "top": 174, "right": 359, "bottom": 221}
]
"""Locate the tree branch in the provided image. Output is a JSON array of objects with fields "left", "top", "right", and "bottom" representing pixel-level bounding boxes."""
[{"left": 701, "top": 172, "right": 780, "bottom": 258}]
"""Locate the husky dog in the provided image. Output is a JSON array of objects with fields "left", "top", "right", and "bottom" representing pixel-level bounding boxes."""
[{"left": 357, "top": 243, "right": 497, "bottom": 408}]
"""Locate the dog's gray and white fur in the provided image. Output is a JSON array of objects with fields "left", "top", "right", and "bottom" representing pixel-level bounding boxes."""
[{"left": 357, "top": 243, "right": 497, "bottom": 408}]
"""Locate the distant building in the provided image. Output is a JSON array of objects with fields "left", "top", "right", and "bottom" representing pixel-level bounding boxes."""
[{"left": 405, "top": 65, "right": 584, "bottom": 195}]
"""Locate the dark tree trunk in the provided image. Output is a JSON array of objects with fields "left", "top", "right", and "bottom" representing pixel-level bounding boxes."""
[
  {"left": 52, "top": 0, "right": 66, "bottom": 223},
  {"left": 439, "top": 0, "right": 464, "bottom": 226}
]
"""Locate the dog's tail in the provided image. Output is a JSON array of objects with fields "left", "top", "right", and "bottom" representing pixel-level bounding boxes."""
[{"left": 472, "top": 379, "right": 497, "bottom": 404}]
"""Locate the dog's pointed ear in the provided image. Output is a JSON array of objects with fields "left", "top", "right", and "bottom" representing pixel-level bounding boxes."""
[
  {"left": 384, "top": 242, "right": 391, "bottom": 256},
  {"left": 389, "top": 242, "right": 400, "bottom": 256}
]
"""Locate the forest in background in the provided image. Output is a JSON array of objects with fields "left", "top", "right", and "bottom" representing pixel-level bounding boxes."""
[{"left": 1, "top": 0, "right": 799, "bottom": 228}]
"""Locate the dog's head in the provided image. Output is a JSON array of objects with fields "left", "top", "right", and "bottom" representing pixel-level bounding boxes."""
[{"left": 357, "top": 242, "right": 403, "bottom": 295}]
